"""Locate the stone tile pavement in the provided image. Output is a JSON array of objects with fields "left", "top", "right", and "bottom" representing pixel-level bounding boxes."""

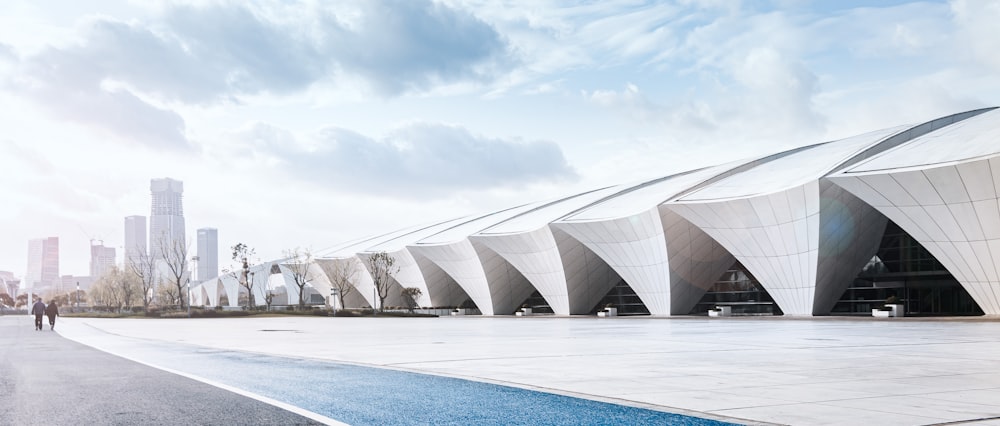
[{"left": 57, "top": 315, "right": 1000, "bottom": 425}]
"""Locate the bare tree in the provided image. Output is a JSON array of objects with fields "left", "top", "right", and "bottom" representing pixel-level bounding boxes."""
[
  {"left": 115, "top": 266, "right": 139, "bottom": 311},
  {"left": 157, "top": 277, "right": 181, "bottom": 308},
  {"left": 319, "top": 259, "right": 359, "bottom": 309},
  {"left": 91, "top": 267, "right": 138, "bottom": 313},
  {"left": 367, "top": 251, "right": 399, "bottom": 312},
  {"left": 158, "top": 234, "right": 189, "bottom": 309},
  {"left": 284, "top": 248, "right": 317, "bottom": 310},
  {"left": 401, "top": 287, "right": 422, "bottom": 313},
  {"left": 224, "top": 243, "right": 258, "bottom": 309},
  {"left": 89, "top": 275, "right": 119, "bottom": 312},
  {"left": 126, "top": 244, "right": 157, "bottom": 309},
  {"left": 264, "top": 290, "right": 275, "bottom": 311}
]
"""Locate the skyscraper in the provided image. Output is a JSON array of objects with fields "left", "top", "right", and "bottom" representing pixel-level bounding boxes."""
[
  {"left": 89, "top": 240, "right": 116, "bottom": 280},
  {"left": 149, "top": 178, "right": 185, "bottom": 260},
  {"left": 24, "top": 237, "right": 59, "bottom": 294},
  {"left": 196, "top": 228, "right": 218, "bottom": 281},
  {"left": 124, "top": 215, "right": 147, "bottom": 266}
]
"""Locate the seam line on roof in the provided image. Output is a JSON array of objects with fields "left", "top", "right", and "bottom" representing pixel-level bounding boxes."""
[{"left": 835, "top": 107, "right": 999, "bottom": 175}]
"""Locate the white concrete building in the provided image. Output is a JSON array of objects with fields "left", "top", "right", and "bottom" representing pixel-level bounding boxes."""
[
  {"left": 196, "top": 228, "right": 218, "bottom": 281},
  {"left": 191, "top": 107, "right": 1000, "bottom": 317},
  {"left": 150, "top": 178, "right": 185, "bottom": 261},
  {"left": 124, "top": 215, "right": 146, "bottom": 267}
]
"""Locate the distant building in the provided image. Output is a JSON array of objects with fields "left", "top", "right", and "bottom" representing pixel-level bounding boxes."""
[
  {"left": 24, "top": 237, "right": 59, "bottom": 294},
  {"left": 150, "top": 178, "right": 185, "bottom": 261},
  {"left": 0, "top": 271, "right": 19, "bottom": 297},
  {"left": 197, "top": 228, "right": 218, "bottom": 281},
  {"left": 89, "top": 241, "right": 116, "bottom": 280},
  {"left": 124, "top": 215, "right": 147, "bottom": 266}
]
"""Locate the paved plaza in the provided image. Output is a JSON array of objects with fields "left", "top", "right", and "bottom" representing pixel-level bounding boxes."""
[
  {"left": 0, "top": 315, "right": 323, "bottom": 425},
  {"left": 54, "top": 315, "right": 1000, "bottom": 425}
]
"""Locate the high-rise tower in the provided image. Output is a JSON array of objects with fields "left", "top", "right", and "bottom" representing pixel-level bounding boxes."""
[
  {"left": 24, "top": 237, "right": 59, "bottom": 294},
  {"left": 149, "top": 178, "right": 185, "bottom": 260},
  {"left": 89, "top": 240, "right": 116, "bottom": 280},
  {"left": 124, "top": 215, "right": 147, "bottom": 266},
  {"left": 196, "top": 228, "right": 218, "bottom": 280}
]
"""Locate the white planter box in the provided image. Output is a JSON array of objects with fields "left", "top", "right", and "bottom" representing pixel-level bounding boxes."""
[
  {"left": 888, "top": 304, "right": 904, "bottom": 317},
  {"left": 598, "top": 307, "right": 617, "bottom": 317},
  {"left": 450, "top": 309, "right": 464, "bottom": 316},
  {"left": 872, "top": 304, "right": 903, "bottom": 318},
  {"left": 709, "top": 306, "right": 731, "bottom": 317},
  {"left": 516, "top": 307, "right": 532, "bottom": 316}
]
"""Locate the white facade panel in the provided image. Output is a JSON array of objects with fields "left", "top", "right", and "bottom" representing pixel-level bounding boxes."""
[
  {"left": 411, "top": 251, "right": 469, "bottom": 308},
  {"left": 409, "top": 239, "right": 534, "bottom": 316},
  {"left": 471, "top": 228, "right": 564, "bottom": 313},
  {"left": 831, "top": 158, "right": 1000, "bottom": 315},
  {"left": 669, "top": 180, "right": 885, "bottom": 315},
  {"left": 553, "top": 209, "right": 671, "bottom": 314}
]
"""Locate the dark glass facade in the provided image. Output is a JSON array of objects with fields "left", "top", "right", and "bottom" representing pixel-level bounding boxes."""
[
  {"left": 518, "top": 221, "right": 981, "bottom": 317},
  {"left": 589, "top": 280, "right": 650, "bottom": 315},
  {"left": 689, "top": 263, "right": 782, "bottom": 315},
  {"left": 831, "top": 221, "right": 983, "bottom": 316}
]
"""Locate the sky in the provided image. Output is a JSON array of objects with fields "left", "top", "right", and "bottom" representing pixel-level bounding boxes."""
[{"left": 1, "top": 0, "right": 998, "bottom": 280}]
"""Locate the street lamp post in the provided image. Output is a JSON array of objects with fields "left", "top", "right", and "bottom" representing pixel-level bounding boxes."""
[
  {"left": 186, "top": 279, "right": 191, "bottom": 318},
  {"left": 76, "top": 282, "right": 80, "bottom": 312}
]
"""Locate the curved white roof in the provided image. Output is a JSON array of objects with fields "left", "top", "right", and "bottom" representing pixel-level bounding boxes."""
[
  {"left": 320, "top": 217, "right": 468, "bottom": 258},
  {"left": 477, "top": 185, "right": 625, "bottom": 235},
  {"left": 840, "top": 108, "right": 1000, "bottom": 174},
  {"left": 560, "top": 161, "right": 747, "bottom": 222},
  {"left": 675, "top": 126, "right": 909, "bottom": 202},
  {"left": 415, "top": 202, "right": 550, "bottom": 245},
  {"left": 362, "top": 216, "right": 471, "bottom": 252}
]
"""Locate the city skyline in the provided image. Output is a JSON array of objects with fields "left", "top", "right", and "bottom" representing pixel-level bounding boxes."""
[
  {"left": 7, "top": 177, "right": 222, "bottom": 290},
  {"left": 1, "top": 1, "right": 999, "bottom": 279}
]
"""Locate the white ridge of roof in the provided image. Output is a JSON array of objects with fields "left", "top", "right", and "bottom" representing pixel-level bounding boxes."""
[
  {"left": 320, "top": 217, "right": 468, "bottom": 258},
  {"left": 560, "top": 160, "right": 748, "bottom": 222},
  {"left": 416, "top": 200, "right": 553, "bottom": 245},
  {"left": 841, "top": 108, "right": 1000, "bottom": 174},
  {"left": 478, "top": 185, "right": 626, "bottom": 235},
  {"left": 361, "top": 216, "right": 473, "bottom": 253},
  {"left": 677, "top": 125, "right": 908, "bottom": 202}
]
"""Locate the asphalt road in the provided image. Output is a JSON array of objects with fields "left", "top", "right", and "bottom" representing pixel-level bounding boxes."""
[{"left": 0, "top": 315, "right": 321, "bottom": 425}]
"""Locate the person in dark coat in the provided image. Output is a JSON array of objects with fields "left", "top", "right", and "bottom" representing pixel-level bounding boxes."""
[
  {"left": 31, "top": 298, "right": 46, "bottom": 331},
  {"left": 45, "top": 300, "right": 59, "bottom": 330}
]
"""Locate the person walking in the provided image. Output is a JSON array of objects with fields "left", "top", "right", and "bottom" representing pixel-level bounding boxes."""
[
  {"left": 31, "top": 298, "right": 46, "bottom": 331},
  {"left": 45, "top": 300, "right": 59, "bottom": 330}
]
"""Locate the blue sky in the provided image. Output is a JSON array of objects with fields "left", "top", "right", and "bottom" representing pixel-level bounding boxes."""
[{"left": 1, "top": 0, "right": 998, "bottom": 279}]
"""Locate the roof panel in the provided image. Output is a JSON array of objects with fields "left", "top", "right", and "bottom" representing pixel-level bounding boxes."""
[
  {"left": 677, "top": 126, "right": 907, "bottom": 202},
  {"left": 559, "top": 161, "right": 747, "bottom": 222},
  {"left": 416, "top": 201, "right": 552, "bottom": 245},
  {"left": 478, "top": 185, "right": 626, "bottom": 235},
  {"left": 362, "top": 216, "right": 472, "bottom": 252},
  {"left": 842, "top": 108, "right": 1000, "bottom": 173}
]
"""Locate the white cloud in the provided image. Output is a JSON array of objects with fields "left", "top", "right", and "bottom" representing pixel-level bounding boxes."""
[
  {"left": 951, "top": 0, "right": 1000, "bottom": 72},
  {"left": 222, "top": 121, "right": 579, "bottom": 198},
  {"left": 2, "top": 0, "right": 1000, "bottom": 281},
  {"left": 1, "top": 0, "right": 514, "bottom": 151}
]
